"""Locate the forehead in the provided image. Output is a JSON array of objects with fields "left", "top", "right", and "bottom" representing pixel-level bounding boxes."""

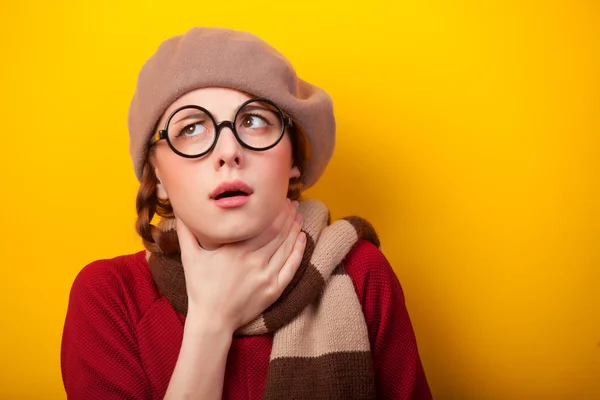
[{"left": 158, "top": 87, "right": 254, "bottom": 126}]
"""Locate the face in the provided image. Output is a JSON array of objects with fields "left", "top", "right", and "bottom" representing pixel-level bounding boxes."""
[{"left": 151, "top": 87, "right": 300, "bottom": 250}]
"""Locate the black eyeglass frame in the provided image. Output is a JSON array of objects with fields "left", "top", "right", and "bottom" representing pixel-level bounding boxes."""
[{"left": 150, "top": 97, "right": 294, "bottom": 159}]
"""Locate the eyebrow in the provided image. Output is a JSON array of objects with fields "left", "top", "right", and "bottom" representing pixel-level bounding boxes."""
[
  {"left": 239, "top": 104, "right": 277, "bottom": 114},
  {"left": 171, "top": 112, "right": 209, "bottom": 126},
  {"left": 167, "top": 102, "right": 281, "bottom": 127}
]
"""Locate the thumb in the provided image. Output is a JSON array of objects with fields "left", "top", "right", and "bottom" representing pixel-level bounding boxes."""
[{"left": 175, "top": 217, "right": 202, "bottom": 257}]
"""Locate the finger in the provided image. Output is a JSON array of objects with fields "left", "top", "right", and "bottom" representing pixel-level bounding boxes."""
[
  {"left": 242, "top": 199, "right": 297, "bottom": 251},
  {"left": 238, "top": 199, "right": 292, "bottom": 250},
  {"left": 277, "top": 231, "right": 307, "bottom": 289},
  {"left": 174, "top": 217, "right": 202, "bottom": 256},
  {"left": 266, "top": 211, "right": 302, "bottom": 269},
  {"left": 260, "top": 202, "right": 300, "bottom": 257}
]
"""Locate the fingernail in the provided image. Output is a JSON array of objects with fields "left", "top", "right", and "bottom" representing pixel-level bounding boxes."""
[
  {"left": 293, "top": 201, "right": 299, "bottom": 210},
  {"left": 287, "top": 198, "right": 291, "bottom": 205},
  {"left": 299, "top": 232, "right": 306, "bottom": 243},
  {"left": 296, "top": 213, "right": 303, "bottom": 223}
]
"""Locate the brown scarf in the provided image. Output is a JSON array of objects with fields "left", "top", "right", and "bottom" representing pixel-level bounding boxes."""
[{"left": 148, "top": 200, "right": 380, "bottom": 399}]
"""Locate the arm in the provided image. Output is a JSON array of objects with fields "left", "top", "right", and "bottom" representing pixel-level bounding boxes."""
[
  {"left": 344, "top": 240, "right": 433, "bottom": 400},
  {"left": 61, "top": 201, "right": 303, "bottom": 399},
  {"left": 60, "top": 260, "right": 249, "bottom": 400},
  {"left": 162, "top": 308, "right": 233, "bottom": 400},
  {"left": 164, "top": 200, "right": 305, "bottom": 399}
]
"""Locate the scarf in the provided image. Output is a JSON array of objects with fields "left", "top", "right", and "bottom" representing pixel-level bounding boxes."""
[{"left": 148, "top": 199, "right": 380, "bottom": 399}]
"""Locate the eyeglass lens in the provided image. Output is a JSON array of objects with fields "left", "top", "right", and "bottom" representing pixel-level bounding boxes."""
[{"left": 166, "top": 100, "right": 284, "bottom": 156}]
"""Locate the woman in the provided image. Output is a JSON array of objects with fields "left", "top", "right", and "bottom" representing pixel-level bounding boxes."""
[{"left": 61, "top": 27, "right": 432, "bottom": 399}]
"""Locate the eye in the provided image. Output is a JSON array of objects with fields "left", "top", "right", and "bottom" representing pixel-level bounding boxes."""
[
  {"left": 240, "top": 114, "right": 270, "bottom": 129},
  {"left": 178, "top": 122, "right": 208, "bottom": 137}
]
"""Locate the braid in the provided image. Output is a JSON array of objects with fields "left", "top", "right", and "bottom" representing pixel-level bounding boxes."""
[
  {"left": 135, "top": 160, "right": 179, "bottom": 255},
  {"left": 135, "top": 163, "right": 161, "bottom": 253}
]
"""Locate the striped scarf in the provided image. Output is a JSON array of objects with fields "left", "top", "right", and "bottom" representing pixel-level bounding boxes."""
[{"left": 148, "top": 199, "right": 380, "bottom": 399}]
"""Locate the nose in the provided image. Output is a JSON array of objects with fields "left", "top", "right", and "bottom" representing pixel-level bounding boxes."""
[{"left": 212, "top": 125, "right": 244, "bottom": 170}]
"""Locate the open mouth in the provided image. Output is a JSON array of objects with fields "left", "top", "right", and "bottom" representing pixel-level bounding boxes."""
[
  {"left": 214, "top": 190, "right": 250, "bottom": 200},
  {"left": 210, "top": 180, "right": 254, "bottom": 203}
]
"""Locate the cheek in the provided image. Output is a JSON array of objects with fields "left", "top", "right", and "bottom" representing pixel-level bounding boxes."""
[
  {"left": 154, "top": 136, "right": 294, "bottom": 205},
  {"left": 155, "top": 148, "right": 209, "bottom": 199},
  {"left": 258, "top": 139, "right": 294, "bottom": 185}
]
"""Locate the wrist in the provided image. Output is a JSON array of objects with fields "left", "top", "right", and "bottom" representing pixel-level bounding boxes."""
[{"left": 185, "top": 303, "right": 237, "bottom": 337}]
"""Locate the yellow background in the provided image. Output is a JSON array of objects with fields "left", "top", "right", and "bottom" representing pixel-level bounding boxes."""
[{"left": 0, "top": 0, "right": 597, "bottom": 399}]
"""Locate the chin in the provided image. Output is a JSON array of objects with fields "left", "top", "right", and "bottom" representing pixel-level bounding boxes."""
[
  {"left": 209, "top": 220, "right": 266, "bottom": 244},
  {"left": 191, "top": 198, "right": 284, "bottom": 246}
]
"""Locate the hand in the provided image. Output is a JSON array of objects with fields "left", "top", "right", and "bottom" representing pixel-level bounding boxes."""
[{"left": 175, "top": 200, "right": 306, "bottom": 333}]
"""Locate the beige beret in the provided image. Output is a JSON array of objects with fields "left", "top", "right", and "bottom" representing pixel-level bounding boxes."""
[{"left": 128, "top": 27, "right": 336, "bottom": 190}]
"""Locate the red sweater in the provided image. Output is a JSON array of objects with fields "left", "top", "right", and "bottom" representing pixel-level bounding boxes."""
[{"left": 61, "top": 240, "right": 432, "bottom": 399}]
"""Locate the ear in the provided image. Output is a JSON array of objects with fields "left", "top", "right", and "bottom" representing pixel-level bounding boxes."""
[
  {"left": 149, "top": 151, "right": 169, "bottom": 200},
  {"left": 154, "top": 166, "right": 169, "bottom": 200},
  {"left": 289, "top": 165, "right": 300, "bottom": 179}
]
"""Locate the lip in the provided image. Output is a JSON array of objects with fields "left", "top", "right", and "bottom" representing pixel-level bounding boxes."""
[
  {"left": 210, "top": 180, "right": 254, "bottom": 209},
  {"left": 210, "top": 180, "right": 254, "bottom": 199}
]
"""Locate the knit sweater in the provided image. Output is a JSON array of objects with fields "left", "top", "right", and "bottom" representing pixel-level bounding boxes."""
[{"left": 61, "top": 239, "right": 432, "bottom": 399}]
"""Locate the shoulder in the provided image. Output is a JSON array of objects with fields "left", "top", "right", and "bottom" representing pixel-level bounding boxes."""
[
  {"left": 68, "top": 251, "right": 159, "bottom": 322},
  {"left": 343, "top": 239, "right": 405, "bottom": 303},
  {"left": 342, "top": 239, "right": 413, "bottom": 343},
  {"left": 62, "top": 252, "right": 159, "bottom": 398}
]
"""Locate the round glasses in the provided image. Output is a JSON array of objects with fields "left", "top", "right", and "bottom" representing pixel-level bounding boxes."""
[{"left": 150, "top": 98, "right": 293, "bottom": 158}]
